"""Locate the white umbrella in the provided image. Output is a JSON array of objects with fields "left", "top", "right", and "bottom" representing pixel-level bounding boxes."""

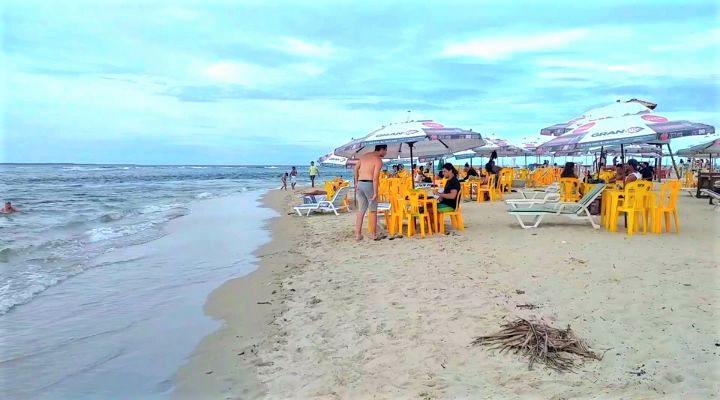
[
  {"left": 539, "top": 113, "right": 715, "bottom": 154},
  {"left": 541, "top": 99, "right": 655, "bottom": 136},
  {"left": 318, "top": 152, "right": 352, "bottom": 167},
  {"left": 335, "top": 120, "right": 484, "bottom": 187}
]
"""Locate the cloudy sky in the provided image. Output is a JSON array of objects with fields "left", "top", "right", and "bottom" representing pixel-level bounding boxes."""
[{"left": 2, "top": 0, "right": 718, "bottom": 164}]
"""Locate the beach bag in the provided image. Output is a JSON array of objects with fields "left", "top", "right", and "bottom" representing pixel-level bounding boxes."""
[{"left": 589, "top": 198, "right": 601, "bottom": 215}]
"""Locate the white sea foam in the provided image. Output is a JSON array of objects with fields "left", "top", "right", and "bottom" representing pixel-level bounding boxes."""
[{"left": 195, "top": 192, "right": 213, "bottom": 199}]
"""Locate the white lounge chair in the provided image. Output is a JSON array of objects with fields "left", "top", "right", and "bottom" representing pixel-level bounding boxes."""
[
  {"left": 294, "top": 186, "right": 351, "bottom": 216},
  {"left": 508, "top": 184, "right": 606, "bottom": 229},
  {"left": 506, "top": 192, "right": 561, "bottom": 208},
  {"left": 700, "top": 189, "right": 720, "bottom": 211},
  {"left": 517, "top": 183, "right": 559, "bottom": 200}
]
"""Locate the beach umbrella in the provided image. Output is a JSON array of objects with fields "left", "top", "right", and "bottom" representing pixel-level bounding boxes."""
[
  {"left": 318, "top": 152, "right": 350, "bottom": 167},
  {"left": 538, "top": 113, "right": 714, "bottom": 154},
  {"left": 334, "top": 120, "right": 484, "bottom": 188},
  {"left": 676, "top": 135, "right": 720, "bottom": 172},
  {"left": 539, "top": 113, "right": 714, "bottom": 179},
  {"left": 540, "top": 99, "right": 656, "bottom": 136}
]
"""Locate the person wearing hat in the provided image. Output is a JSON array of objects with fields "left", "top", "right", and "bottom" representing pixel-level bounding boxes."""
[{"left": 624, "top": 159, "right": 642, "bottom": 184}]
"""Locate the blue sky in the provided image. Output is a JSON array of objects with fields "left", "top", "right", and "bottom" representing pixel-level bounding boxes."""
[{"left": 2, "top": 0, "right": 718, "bottom": 164}]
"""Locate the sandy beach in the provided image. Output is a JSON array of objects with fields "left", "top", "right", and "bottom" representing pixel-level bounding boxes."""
[{"left": 174, "top": 187, "right": 719, "bottom": 399}]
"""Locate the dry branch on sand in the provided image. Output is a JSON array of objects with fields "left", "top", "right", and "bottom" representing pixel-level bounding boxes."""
[{"left": 471, "top": 318, "right": 600, "bottom": 372}]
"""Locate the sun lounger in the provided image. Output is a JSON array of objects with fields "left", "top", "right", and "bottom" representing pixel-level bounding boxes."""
[
  {"left": 294, "top": 186, "right": 351, "bottom": 216},
  {"left": 508, "top": 184, "right": 606, "bottom": 229},
  {"left": 506, "top": 192, "right": 561, "bottom": 208},
  {"left": 700, "top": 189, "right": 720, "bottom": 210},
  {"left": 517, "top": 183, "right": 559, "bottom": 200}
]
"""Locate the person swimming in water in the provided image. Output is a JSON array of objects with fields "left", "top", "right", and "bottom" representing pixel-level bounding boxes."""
[{"left": 1, "top": 201, "right": 18, "bottom": 214}]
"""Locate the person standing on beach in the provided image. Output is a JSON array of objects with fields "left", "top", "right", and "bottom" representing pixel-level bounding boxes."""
[
  {"left": 354, "top": 144, "right": 387, "bottom": 241},
  {"left": 290, "top": 166, "right": 298, "bottom": 190},
  {"left": 280, "top": 173, "right": 288, "bottom": 190},
  {"left": 308, "top": 161, "right": 319, "bottom": 188}
]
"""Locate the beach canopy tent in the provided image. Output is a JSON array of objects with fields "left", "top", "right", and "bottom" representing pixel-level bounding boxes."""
[{"left": 334, "top": 120, "right": 484, "bottom": 187}]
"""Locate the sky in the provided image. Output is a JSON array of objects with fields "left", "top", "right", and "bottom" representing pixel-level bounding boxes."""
[{"left": 1, "top": 0, "right": 719, "bottom": 165}]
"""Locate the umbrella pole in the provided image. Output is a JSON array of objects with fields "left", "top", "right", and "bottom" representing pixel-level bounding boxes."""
[
  {"left": 667, "top": 143, "right": 680, "bottom": 179},
  {"left": 620, "top": 144, "right": 625, "bottom": 164},
  {"left": 656, "top": 144, "right": 663, "bottom": 182},
  {"left": 409, "top": 142, "right": 415, "bottom": 189}
]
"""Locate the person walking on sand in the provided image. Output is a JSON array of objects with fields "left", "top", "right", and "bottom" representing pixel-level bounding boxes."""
[
  {"left": 280, "top": 173, "right": 288, "bottom": 190},
  {"left": 308, "top": 161, "right": 319, "bottom": 188},
  {"left": 290, "top": 166, "right": 298, "bottom": 190},
  {"left": 354, "top": 144, "right": 387, "bottom": 241}
]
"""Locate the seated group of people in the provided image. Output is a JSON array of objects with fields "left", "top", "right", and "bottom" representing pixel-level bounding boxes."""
[{"left": 597, "top": 159, "right": 654, "bottom": 185}]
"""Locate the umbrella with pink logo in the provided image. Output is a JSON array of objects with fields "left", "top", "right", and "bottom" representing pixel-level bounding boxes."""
[
  {"left": 539, "top": 113, "right": 714, "bottom": 154},
  {"left": 540, "top": 99, "right": 657, "bottom": 136},
  {"left": 335, "top": 120, "right": 484, "bottom": 159}
]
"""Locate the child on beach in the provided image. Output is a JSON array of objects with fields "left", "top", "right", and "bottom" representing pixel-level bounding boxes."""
[{"left": 280, "top": 173, "right": 288, "bottom": 190}]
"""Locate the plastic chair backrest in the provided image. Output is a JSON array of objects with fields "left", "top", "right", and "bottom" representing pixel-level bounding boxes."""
[
  {"left": 623, "top": 180, "right": 652, "bottom": 209},
  {"left": 324, "top": 181, "right": 335, "bottom": 198},
  {"left": 330, "top": 186, "right": 350, "bottom": 205},
  {"left": 486, "top": 174, "right": 496, "bottom": 188},
  {"left": 559, "top": 177, "right": 580, "bottom": 202},
  {"left": 454, "top": 187, "right": 462, "bottom": 212},
  {"left": 658, "top": 180, "right": 681, "bottom": 209}
]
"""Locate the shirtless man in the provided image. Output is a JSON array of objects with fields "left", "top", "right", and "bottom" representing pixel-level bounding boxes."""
[
  {"left": 353, "top": 144, "right": 387, "bottom": 240},
  {"left": 1, "top": 201, "right": 18, "bottom": 214}
]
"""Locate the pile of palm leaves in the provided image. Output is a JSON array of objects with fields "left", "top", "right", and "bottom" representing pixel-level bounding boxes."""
[{"left": 471, "top": 318, "right": 599, "bottom": 372}]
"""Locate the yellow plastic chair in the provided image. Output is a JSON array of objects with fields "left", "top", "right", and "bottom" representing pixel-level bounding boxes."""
[
  {"left": 438, "top": 190, "right": 464, "bottom": 233},
  {"left": 559, "top": 177, "right": 581, "bottom": 202},
  {"left": 476, "top": 174, "right": 496, "bottom": 202},
  {"left": 613, "top": 180, "right": 652, "bottom": 235},
  {"left": 406, "top": 192, "right": 433, "bottom": 238},
  {"left": 324, "top": 181, "right": 336, "bottom": 199},
  {"left": 652, "top": 180, "right": 680, "bottom": 233}
]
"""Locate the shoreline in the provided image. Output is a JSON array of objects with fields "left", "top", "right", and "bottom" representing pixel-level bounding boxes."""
[{"left": 173, "top": 188, "right": 297, "bottom": 399}]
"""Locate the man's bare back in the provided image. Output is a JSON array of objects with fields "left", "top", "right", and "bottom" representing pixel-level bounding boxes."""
[{"left": 356, "top": 152, "right": 382, "bottom": 181}]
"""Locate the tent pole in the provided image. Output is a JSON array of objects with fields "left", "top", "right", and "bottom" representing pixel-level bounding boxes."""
[{"left": 667, "top": 143, "right": 680, "bottom": 179}]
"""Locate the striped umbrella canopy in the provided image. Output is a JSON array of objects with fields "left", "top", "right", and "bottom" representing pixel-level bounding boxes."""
[
  {"left": 541, "top": 99, "right": 655, "bottom": 136},
  {"left": 539, "top": 113, "right": 715, "bottom": 154},
  {"left": 334, "top": 120, "right": 484, "bottom": 159},
  {"left": 318, "top": 152, "right": 349, "bottom": 166},
  {"left": 676, "top": 135, "right": 720, "bottom": 157}
]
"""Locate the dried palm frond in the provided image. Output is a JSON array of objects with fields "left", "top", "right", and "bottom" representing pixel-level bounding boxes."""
[{"left": 471, "top": 318, "right": 599, "bottom": 372}]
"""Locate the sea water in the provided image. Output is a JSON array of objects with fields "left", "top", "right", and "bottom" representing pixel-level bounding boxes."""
[{"left": 0, "top": 164, "right": 348, "bottom": 399}]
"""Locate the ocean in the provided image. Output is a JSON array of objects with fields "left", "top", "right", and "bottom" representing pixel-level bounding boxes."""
[{"left": 0, "top": 164, "right": 348, "bottom": 399}]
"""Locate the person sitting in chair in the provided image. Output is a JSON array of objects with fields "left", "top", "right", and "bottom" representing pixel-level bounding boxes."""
[{"left": 433, "top": 163, "right": 461, "bottom": 213}]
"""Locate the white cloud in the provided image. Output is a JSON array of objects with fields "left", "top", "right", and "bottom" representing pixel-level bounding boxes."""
[
  {"left": 202, "top": 61, "right": 326, "bottom": 87},
  {"left": 272, "top": 38, "right": 336, "bottom": 58},
  {"left": 535, "top": 58, "right": 715, "bottom": 80},
  {"left": 440, "top": 29, "right": 589, "bottom": 60}
]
